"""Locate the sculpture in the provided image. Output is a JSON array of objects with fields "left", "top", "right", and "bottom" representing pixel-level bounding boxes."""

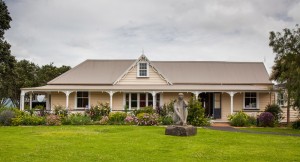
[{"left": 173, "top": 93, "right": 188, "bottom": 125}]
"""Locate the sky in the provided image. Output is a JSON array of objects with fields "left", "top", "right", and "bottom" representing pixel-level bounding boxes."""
[{"left": 4, "top": 0, "right": 300, "bottom": 73}]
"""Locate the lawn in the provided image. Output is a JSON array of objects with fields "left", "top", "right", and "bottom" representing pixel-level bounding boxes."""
[
  {"left": 0, "top": 126, "right": 299, "bottom": 162},
  {"left": 239, "top": 127, "right": 300, "bottom": 135}
]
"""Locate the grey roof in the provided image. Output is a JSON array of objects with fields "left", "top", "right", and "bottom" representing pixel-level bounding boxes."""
[{"left": 48, "top": 59, "right": 272, "bottom": 85}]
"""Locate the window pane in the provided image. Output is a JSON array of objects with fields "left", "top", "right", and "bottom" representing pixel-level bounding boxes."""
[
  {"left": 82, "top": 92, "right": 88, "bottom": 97},
  {"left": 82, "top": 98, "right": 89, "bottom": 108},
  {"left": 77, "top": 92, "right": 83, "bottom": 97},
  {"left": 139, "top": 70, "right": 147, "bottom": 76},
  {"left": 140, "top": 93, "right": 146, "bottom": 100},
  {"left": 131, "top": 93, "right": 137, "bottom": 100},
  {"left": 77, "top": 98, "right": 82, "bottom": 107},
  {"left": 139, "top": 63, "right": 147, "bottom": 69},
  {"left": 148, "top": 93, "right": 153, "bottom": 106},
  {"left": 131, "top": 101, "right": 137, "bottom": 108}
]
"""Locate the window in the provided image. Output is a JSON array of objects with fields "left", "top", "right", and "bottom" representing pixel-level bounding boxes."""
[
  {"left": 277, "top": 93, "right": 284, "bottom": 106},
  {"left": 138, "top": 62, "right": 148, "bottom": 77},
  {"left": 77, "top": 91, "right": 89, "bottom": 108},
  {"left": 244, "top": 92, "right": 257, "bottom": 109},
  {"left": 125, "top": 93, "right": 158, "bottom": 110}
]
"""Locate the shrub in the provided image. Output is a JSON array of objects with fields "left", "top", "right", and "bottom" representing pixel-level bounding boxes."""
[
  {"left": 265, "top": 104, "right": 283, "bottom": 122},
  {"left": 63, "top": 113, "right": 91, "bottom": 125},
  {"left": 160, "top": 116, "right": 173, "bottom": 125},
  {"left": 108, "top": 112, "right": 127, "bottom": 125},
  {"left": 46, "top": 114, "right": 61, "bottom": 126},
  {"left": 228, "top": 111, "right": 250, "bottom": 127},
  {"left": 12, "top": 113, "right": 45, "bottom": 126},
  {"left": 124, "top": 115, "right": 137, "bottom": 125},
  {"left": 136, "top": 113, "right": 159, "bottom": 126},
  {"left": 187, "top": 97, "right": 210, "bottom": 126},
  {"left": 258, "top": 112, "right": 275, "bottom": 127},
  {"left": 292, "top": 119, "right": 300, "bottom": 129},
  {"left": 54, "top": 105, "right": 68, "bottom": 118},
  {"left": 98, "top": 116, "right": 109, "bottom": 125},
  {"left": 248, "top": 116, "right": 257, "bottom": 126},
  {"left": 156, "top": 100, "right": 175, "bottom": 117},
  {"left": 0, "top": 110, "right": 15, "bottom": 126},
  {"left": 35, "top": 105, "right": 47, "bottom": 116},
  {"left": 133, "top": 106, "right": 154, "bottom": 116},
  {"left": 87, "top": 103, "right": 110, "bottom": 121}
]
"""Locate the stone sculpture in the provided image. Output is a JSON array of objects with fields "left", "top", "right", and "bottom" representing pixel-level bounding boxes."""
[{"left": 173, "top": 93, "right": 188, "bottom": 125}]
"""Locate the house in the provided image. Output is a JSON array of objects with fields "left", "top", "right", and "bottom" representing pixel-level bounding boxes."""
[{"left": 20, "top": 55, "right": 275, "bottom": 121}]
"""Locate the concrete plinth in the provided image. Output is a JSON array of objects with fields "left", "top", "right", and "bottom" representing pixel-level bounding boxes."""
[{"left": 165, "top": 125, "right": 197, "bottom": 136}]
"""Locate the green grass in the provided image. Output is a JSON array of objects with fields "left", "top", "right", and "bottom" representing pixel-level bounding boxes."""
[
  {"left": 0, "top": 126, "right": 299, "bottom": 162},
  {"left": 239, "top": 127, "right": 300, "bottom": 135}
]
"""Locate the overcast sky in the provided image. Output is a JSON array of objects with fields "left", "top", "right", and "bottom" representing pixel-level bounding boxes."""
[{"left": 4, "top": 0, "right": 300, "bottom": 73}]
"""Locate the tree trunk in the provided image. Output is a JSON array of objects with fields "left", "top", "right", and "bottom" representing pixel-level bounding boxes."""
[{"left": 287, "top": 90, "right": 290, "bottom": 125}]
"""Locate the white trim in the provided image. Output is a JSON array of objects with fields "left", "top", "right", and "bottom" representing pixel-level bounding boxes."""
[
  {"left": 113, "top": 54, "right": 173, "bottom": 85},
  {"left": 123, "top": 93, "right": 126, "bottom": 110},
  {"left": 137, "top": 93, "right": 140, "bottom": 109}
]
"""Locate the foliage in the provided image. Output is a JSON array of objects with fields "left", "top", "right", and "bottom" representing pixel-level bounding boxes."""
[
  {"left": 292, "top": 119, "right": 300, "bottom": 129},
  {"left": 258, "top": 112, "right": 275, "bottom": 127},
  {"left": 0, "top": 109, "right": 15, "bottom": 125},
  {"left": 108, "top": 112, "right": 127, "bottom": 125},
  {"left": 247, "top": 116, "right": 257, "bottom": 126},
  {"left": 265, "top": 104, "right": 283, "bottom": 122},
  {"left": 86, "top": 103, "right": 110, "bottom": 121},
  {"left": 54, "top": 105, "right": 68, "bottom": 119},
  {"left": 12, "top": 113, "right": 45, "bottom": 126},
  {"left": 156, "top": 100, "right": 174, "bottom": 117},
  {"left": 269, "top": 25, "right": 300, "bottom": 123},
  {"left": 187, "top": 97, "right": 210, "bottom": 126},
  {"left": 124, "top": 115, "right": 137, "bottom": 125},
  {"left": 98, "top": 116, "right": 109, "bottom": 125},
  {"left": 34, "top": 105, "right": 47, "bottom": 116},
  {"left": 45, "top": 114, "right": 61, "bottom": 126},
  {"left": 136, "top": 113, "right": 159, "bottom": 126},
  {"left": 133, "top": 106, "right": 154, "bottom": 116},
  {"left": 228, "top": 111, "right": 251, "bottom": 127},
  {"left": 159, "top": 116, "right": 173, "bottom": 125},
  {"left": 0, "top": 0, "right": 16, "bottom": 105},
  {"left": 63, "top": 113, "right": 91, "bottom": 125}
]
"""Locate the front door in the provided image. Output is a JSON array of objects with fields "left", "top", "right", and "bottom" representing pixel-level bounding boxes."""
[{"left": 213, "top": 93, "right": 222, "bottom": 119}]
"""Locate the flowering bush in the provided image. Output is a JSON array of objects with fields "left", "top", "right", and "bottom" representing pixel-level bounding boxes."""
[
  {"left": 136, "top": 113, "right": 159, "bottom": 126},
  {"left": 108, "top": 112, "right": 127, "bottom": 125},
  {"left": 12, "top": 113, "right": 45, "bottom": 126},
  {"left": 54, "top": 105, "right": 68, "bottom": 119},
  {"left": 46, "top": 114, "right": 61, "bottom": 126},
  {"left": 264, "top": 104, "right": 283, "bottom": 122},
  {"left": 124, "top": 115, "right": 137, "bottom": 125},
  {"left": 86, "top": 103, "right": 110, "bottom": 121},
  {"left": 258, "top": 112, "right": 275, "bottom": 127},
  {"left": 99, "top": 116, "right": 109, "bottom": 125}
]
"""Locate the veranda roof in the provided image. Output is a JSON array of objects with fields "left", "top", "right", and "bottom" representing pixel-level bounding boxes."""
[{"left": 21, "top": 84, "right": 272, "bottom": 92}]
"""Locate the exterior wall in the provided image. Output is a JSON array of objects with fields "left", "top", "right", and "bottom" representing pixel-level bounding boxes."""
[
  {"left": 112, "top": 92, "right": 124, "bottom": 110},
  {"left": 117, "top": 66, "right": 168, "bottom": 85},
  {"left": 90, "top": 92, "right": 110, "bottom": 106},
  {"left": 50, "top": 92, "right": 66, "bottom": 109},
  {"left": 281, "top": 107, "right": 299, "bottom": 122},
  {"left": 221, "top": 93, "right": 230, "bottom": 120}
]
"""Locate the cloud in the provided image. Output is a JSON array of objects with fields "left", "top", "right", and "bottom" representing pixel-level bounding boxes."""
[{"left": 4, "top": 0, "right": 300, "bottom": 73}]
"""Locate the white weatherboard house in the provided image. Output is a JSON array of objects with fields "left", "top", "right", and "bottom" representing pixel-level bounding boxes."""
[{"left": 20, "top": 55, "right": 276, "bottom": 121}]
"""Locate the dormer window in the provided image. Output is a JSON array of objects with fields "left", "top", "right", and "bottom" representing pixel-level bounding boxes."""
[{"left": 138, "top": 62, "right": 149, "bottom": 77}]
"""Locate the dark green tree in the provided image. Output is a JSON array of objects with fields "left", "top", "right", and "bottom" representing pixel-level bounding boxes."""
[
  {"left": 37, "top": 63, "right": 70, "bottom": 86},
  {"left": 269, "top": 25, "right": 300, "bottom": 124},
  {"left": 0, "top": 0, "right": 17, "bottom": 105}
]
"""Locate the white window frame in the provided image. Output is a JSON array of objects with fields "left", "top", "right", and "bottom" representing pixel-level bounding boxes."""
[
  {"left": 75, "top": 91, "right": 90, "bottom": 109},
  {"left": 137, "top": 62, "right": 149, "bottom": 77},
  {"left": 124, "top": 93, "right": 156, "bottom": 110},
  {"left": 277, "top": 92, "right": 285, "bottom": 107},
  {"left": 243, "top": 92, "right": 259, "bottom": 109}
]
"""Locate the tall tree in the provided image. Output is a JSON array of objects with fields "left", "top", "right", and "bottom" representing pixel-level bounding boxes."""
[
  {"left": 37, "top": 63, "right": 70, "bottom": 86},
  {"left": 269, "top": 25, "right": 300, "bottom": 124},
  {"left": 0, "top": 0, "right": 17, "bottom": 105}
]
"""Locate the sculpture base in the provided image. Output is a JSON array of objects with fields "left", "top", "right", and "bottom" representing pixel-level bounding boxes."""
[{"left": 165, "top": 125, "right": 197, "bottom": 136}]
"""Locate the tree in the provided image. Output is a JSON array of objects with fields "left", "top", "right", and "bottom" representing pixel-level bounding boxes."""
[
  {"left": 0, "top": 0, "right": 17, "bottom": 105},
  {"left": 269, "top": 25, "right": 300, "bottom": 124},
  {"left": 37, "top": 63, "right": 70, "bottom": 86}
]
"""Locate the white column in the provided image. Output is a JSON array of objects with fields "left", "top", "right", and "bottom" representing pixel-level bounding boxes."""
[
  {"left": 193, "top": 91, "right": 200, "bottom": 100},
  {"left": 151, "top": 91, "right": 157, "bottom": 109},
  {"left": 227, "top": 92, "right": 237, "bottom": 115},
  {"left": 108, "top": 91, "right": 115, "bottom": 112},
  {"left": 46, "top": 93, "right": 50, "bottom": 110},
  {"left": 20, "top": 90, "right": 26, "bottom": 111},
  {"left": 63, "top": 91, "right": 72, "bottom": 109},
  {"left": 29, "top": 93, "right": 33, "bottom": 110}
]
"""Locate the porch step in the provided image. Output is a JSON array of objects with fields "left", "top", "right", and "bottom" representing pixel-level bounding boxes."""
[{"left": 210, "top": 122, "right": 230, "bottom": 127}]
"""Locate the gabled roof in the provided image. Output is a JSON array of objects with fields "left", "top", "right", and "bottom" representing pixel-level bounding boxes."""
[{"left": 48, "top": 57, "right": 272, "bottom": 85}]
